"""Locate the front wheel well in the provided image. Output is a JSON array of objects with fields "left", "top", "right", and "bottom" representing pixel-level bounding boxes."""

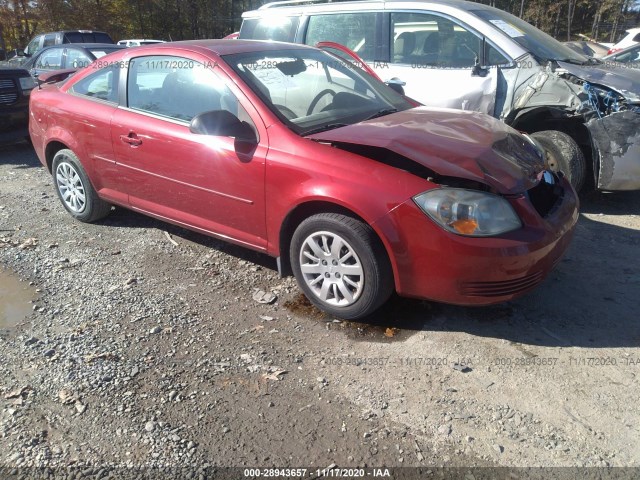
[
  {"left": 278, "top": 201, "right": 389, "bottom": 278},
  {"left": 45, "top": 141, "right": 69, "bottom": 173},
  {"left": 510, "top": 108, "right": 595, "bottom": 189}
]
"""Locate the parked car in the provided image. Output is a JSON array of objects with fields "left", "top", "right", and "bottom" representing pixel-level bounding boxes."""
[
  {"left": 239, "top": 0, "right": 640, "bottom": 192},
  {"left": 607, "top": 27, "right": 640, "bottom": 54},
  {"left": 563, "top": 40, "right": 609, "bottom": 58},
  {"left": 0, "top": 66, "right": 36, "bottom": 143},
  {"left": 29, "top": 40, "right": 578, "bottom": 319},
  {"left": 21, "top": 44, "right": 125, "bottom": 78},
  {"left": 6, "top": 30, "right": 114, "bottom": 67},
  {"left": 603, "top": 43, "right": 640, "bottom": 67},
  {"left": 117, "top": 39, "right": 165, "bottom": 47}
]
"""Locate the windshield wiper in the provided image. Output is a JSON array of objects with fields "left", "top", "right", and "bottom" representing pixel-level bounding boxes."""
[
  {"left": 363, "top": 108, "right": 398, "bottom": 121},
  {"left": 302, "top": 123, "right": 348, "bottom": 136}
]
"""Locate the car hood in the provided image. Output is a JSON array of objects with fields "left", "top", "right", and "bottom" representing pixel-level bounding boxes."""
[
  {"left": 557, "top": 60, "right": 640, "bottom": 102},
  {"left": 307, "top": 107, "right": 544, "bottom": 194}
]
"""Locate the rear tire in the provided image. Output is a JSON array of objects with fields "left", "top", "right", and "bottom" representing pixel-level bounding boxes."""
[
  {"left": 52, "top": 149, "right": 112, "bottom": 223},
  {"left": 290, "top": 213, "right": 394, "bottom": 320},
  {"left": 531, "top": 130, "right": 585, "bottom": 192}
]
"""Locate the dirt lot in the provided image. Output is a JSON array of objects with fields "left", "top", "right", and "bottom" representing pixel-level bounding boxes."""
[{"left": 1, "top": 140, "right": 639, "bottom": 478}]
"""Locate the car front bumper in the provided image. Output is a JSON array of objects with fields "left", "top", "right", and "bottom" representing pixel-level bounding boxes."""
[
  {"left": 374, "top": 177, "right": 579, "bottom": 306},
  {"left": 0, "top": 101, "right": 29, "bottom": 142}
]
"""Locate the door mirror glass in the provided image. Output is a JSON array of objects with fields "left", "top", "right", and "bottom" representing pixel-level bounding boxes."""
[{"left": 190, "top": 110, "right": 256, "bottom": 142}]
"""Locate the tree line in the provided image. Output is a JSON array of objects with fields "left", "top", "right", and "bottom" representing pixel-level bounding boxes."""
[{"left": 1, "top": 0, "right": 639, "bottom": 51}]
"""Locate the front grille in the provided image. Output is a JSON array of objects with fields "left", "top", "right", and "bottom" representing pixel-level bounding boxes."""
[
  {"left": 527, "top": 171, "right": 564, "bottom": 218},
  {"left": 0, "top": 79, "right": 16, "bottom": 89},
  {"left": 0, "top": 78, "right": 19, "bottom": 105},
  {"left": 0, "top": 92, "right": 19, "bottom": 104},
  {"left": 460, "top": 271, "right": 544, "bottom": 297}
]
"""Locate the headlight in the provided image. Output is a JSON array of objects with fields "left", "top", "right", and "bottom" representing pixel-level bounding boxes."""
[
  {"left": 19, "top": 76, "right": 37, "bottom": 95},
  {"left": 413, "top": 188, "right": 522, "bottom": 236}
]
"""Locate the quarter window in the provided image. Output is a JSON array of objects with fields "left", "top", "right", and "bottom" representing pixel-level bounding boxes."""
[
  {"left": 126, "top": 55, "right": 243, "bottom": 123},
  {"left": 70, "top": 64, "right": 119, "bottom": 102},
  {"left": 305, "top": 13, "right": 377, "bottom": 61},
  {"left": 240, "top": 17, "right": 299, "bottom": 42}
]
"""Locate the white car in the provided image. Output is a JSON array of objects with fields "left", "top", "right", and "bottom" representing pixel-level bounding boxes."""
[
  {"left": 116, "top": 39, "right": 165, "bottom": 47},
  {"left": 608, "top": 27, "right": 640, "bottom": 54},
  {"left": 240, "top": 0, "right": 640, "bottom": 192}
]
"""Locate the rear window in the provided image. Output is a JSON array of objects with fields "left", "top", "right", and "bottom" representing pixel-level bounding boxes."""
[
  {"left": 239, "top": 17, "right": 298, "bottom": 42},
  {"left": 64, "top": 32, "right": 114, "bottom": 44}
]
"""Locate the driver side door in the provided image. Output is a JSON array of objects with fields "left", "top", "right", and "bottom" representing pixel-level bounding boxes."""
[{"left": 111, "top": 54, "right": 269, "bottom": 251}]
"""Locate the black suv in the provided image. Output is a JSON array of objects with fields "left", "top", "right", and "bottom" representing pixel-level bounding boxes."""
[{"left": 0, "top": 67, "right": 36, "bottom": 142}]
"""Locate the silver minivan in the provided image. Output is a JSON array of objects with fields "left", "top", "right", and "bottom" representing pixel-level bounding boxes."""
[{"left": 240, "top": 0, "right": 640, "bottom": 192}]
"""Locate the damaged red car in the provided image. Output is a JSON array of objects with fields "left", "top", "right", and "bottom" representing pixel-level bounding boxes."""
[{"left": 29, "top": 40, "right": 578, "bottom": 319}]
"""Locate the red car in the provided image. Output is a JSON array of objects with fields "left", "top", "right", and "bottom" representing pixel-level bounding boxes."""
[{"left": 29, "top": 40, "right": 578, "bottom": 319}]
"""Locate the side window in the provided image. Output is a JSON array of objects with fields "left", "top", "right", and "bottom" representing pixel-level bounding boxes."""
[
  {"left": 633, "top": 33, "right": 640, "bottom": 42},
  {"left": 66, "top": 49, "right": 92, "bottom": 68},
  {"left": 25, "top": 36, "right": 41, "bottom": 56},
  {"left": 70, "top": 64, "right": 119, "bottom": 103},
  {"left": 391, "top": 13, "right": 502, "bottom": 68},
  {"left": 43, "top": 34, "right": 57, "bottom": 47},
  {"left": 127, "top": 55, "right": 244, "bottom": 123},
  {"left": 239, "top": 17, "right": 299, "bottom": 42},
  {"left": 35, "top": 48, "right": 64, "bottom": 70},
  {"left": 305, "top": 13, "right": 377, "bottom": 61}
]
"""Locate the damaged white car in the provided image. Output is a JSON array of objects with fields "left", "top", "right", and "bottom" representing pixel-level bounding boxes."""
[{"left": 240, "top": 0, "right": 640, "bottom": 191}]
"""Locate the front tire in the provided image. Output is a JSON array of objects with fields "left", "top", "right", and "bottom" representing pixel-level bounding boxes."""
[
  {"left": 290, "top": 213, "right": 393, "bottom": 320},
  {"left": 530, "top": 130, "right": 586, "bottom": 192},
  {"left": 52, "top": 149, "right": 112, "bottom": 223}
]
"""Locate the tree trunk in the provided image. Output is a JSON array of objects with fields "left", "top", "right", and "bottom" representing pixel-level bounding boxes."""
[
  {"left": 567, "top": 0, "right": 574, "bottom": 41},
  {"left": 554, "top": 5, "right": 563, "bottom": 39}
]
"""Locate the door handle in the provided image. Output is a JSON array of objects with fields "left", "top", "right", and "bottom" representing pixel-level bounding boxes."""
[{"left": 120, "top": 132, "right": 142, "bottom": 146}]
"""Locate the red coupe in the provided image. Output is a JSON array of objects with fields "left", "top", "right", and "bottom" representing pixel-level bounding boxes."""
[{"left": 29, "top": 40, "right": 578, "bottom": 319}]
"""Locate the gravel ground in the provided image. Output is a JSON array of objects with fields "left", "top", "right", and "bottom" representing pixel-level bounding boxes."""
[{"left": 1, "top": 140, "right": 639, "bottom": 479}]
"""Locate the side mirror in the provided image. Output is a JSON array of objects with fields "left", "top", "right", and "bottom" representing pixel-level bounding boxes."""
[
  {"left": 385, "top": 77, "right": 406, "bottom": 95},
  {"left": 190, "top": 110, "right": 257, "bottom": 143}
]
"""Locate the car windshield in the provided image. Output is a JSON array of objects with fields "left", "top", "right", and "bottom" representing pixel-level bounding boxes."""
[
  {"left": 224, "top": 49, "right": 413, "bottom": 135},
  {"left": 471, "top": 9, "right": 589, "bottom": 64}
]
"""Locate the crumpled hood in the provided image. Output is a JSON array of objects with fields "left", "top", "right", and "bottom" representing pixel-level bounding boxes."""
[
  {"left": 557, "top": 61, "right": 640, "bottom": 103},
  {"left": 308, "top": 107, "right": 544, "bottom": 194}
]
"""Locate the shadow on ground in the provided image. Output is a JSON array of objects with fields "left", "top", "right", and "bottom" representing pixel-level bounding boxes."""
[{"left": 7, "top": 144, "right": 638, "bottom": 349}]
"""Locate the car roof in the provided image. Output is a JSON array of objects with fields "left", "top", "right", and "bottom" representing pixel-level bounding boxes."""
[
  {"left": 136, "top": 39, "right": 317, "bottom": 55},
  {"left": 39, "top": 43, "right": 124, "bottom": 50},
  {"left": 248, "top": 0, "right": 499, "bottom": 14}
]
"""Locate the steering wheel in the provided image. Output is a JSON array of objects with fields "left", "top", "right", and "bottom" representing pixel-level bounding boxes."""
[
  {"left": 274, "top": 104, "right": 298, "bottom": 120},
  {"left": 306, "top": 89, "right": 336, "bottom": 116}
]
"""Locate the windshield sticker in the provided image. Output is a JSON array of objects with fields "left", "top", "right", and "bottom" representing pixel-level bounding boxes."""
[{"left": 489, "top": 20, "right": 525, "bottom": 38}]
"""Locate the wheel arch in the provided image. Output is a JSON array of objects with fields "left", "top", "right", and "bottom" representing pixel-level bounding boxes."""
[
  {"left": 45, "top": 140, "right": 69, "bottom": 173},
  {"left": 277, "top": 201, "right": 397, "bottom": 290},
  {"left": 510, "top": 107, "right": 596, "bottom": 187}
]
